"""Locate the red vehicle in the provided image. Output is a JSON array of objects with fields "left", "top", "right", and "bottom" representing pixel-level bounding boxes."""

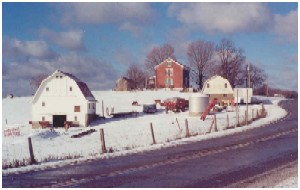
[{"left": 163, "top": 97, "right": 188, "bottom": 113}]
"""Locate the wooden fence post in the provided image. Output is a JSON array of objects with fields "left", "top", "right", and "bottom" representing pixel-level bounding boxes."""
[
  {"left": 245, "top": 110, "right": 248, "bottom": 126},
  {"left": 28, "top": 137, "right": 36, "bottom": 164},
  {"left": 150, "top": 123, "right": 156, "bottom": 144},
  {"left": 102, "top": 100, "right": 105, "bottom": 117},
  {"left": 208, "top": 119, "right": 215, "bottom": 133},
  {"left": 214, "top": 115, "right": 218, "bottom": 132},
  {"left": 185, "top": 118, "right": 190, "bottom": 137},
  {"left": 100, "top": 129, "right": 107, "bottom": 153},
  {"left": 237, "top": 113, "right": 240, "bottom": 127},
  {"left": 226, "top": 114, "right": 229, "bottom": 129},
  {"left": 176, "top": 118, "right": 181, "bottom": 130}
]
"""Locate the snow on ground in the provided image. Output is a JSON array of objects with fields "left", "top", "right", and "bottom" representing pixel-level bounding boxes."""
[
  {"left": 2, "top": 90, "right": 288, "bottom": 175},
  {"left": 273, "top": 176, "right": 298, "bottom": 188}
]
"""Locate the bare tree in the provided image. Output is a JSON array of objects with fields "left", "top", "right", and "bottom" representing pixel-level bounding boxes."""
[
  {"left": 145, "top": 44, "right": 176, "bottom": 75},
  {"left": 216, "top": 38, "right": 246, "bottom": 87},
  {"left": 30, "top": 73, "right": 48, "bottom": 90},
  {"left": 187, "top": 40, "right": 215, "bottom": 90},
  {"left": 242, "top": 63, "right": 267, "bottom": 89},
  {"left": 126, "top": 64, "right": 146, "bottom": 89}
]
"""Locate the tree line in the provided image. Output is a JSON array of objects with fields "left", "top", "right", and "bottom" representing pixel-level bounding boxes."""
[
  {"left": 29, "top": 38, "right": 266, "bottom": 93},
  {"left": 126, "top": 38, "right": 267, "bottom": 91}
]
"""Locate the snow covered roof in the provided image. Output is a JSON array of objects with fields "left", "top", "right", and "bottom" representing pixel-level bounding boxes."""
[
  {"left": 32, "top": 70, "right": 96, "bottom": 103},
  {"left": 154, "top": 58, "right": 190, "bottom": 70},
  {"left": 57, "top": 70, "right": 95, "bottom": 100},
  {"left": 201, "top": 75, "right": 233, "bottom": 94}
]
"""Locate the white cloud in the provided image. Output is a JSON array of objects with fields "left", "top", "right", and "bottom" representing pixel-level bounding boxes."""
[
  {"left": 59, "top": 2, "right": 154, "bottom": 25},
  {"left": 39, "top": 29, "right": 86, "bottom": 51},
  {"left": 114, "top": 48, "right": 137, "bottom": 66},
  {"left": 119, "top": 22, "right": 143, "bottom": 37},
  {"left": 3, "top": 37, "right": 57, "bottom": 60},
  {"left": 3, "top": 54, "right": 118, "bottom": 96},
  {"left": 273, "top": 9, "right": 298, "bottom": 43},
  {"left": 168, "top": 3, "right": 273, "bottom": 34},
  {"left": 166, "top": 27, "right": 190, "bottom": 60}
]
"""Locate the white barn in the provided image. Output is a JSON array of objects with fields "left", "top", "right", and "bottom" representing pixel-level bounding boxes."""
[
  {"left": 32, "top": 70, "right": 97, "bottom": 128},
  {"left": 201, "top": 75, "right": 234, "bottom": 105}
]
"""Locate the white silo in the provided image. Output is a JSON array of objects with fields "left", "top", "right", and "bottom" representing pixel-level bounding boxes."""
[{"left": 189, "top": 93, "right": 209, "bottom": 116}]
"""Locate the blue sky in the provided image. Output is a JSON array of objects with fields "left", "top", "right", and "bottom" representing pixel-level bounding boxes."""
[{"left": 2, "top": 2, "right": 298, "bottom": 96}]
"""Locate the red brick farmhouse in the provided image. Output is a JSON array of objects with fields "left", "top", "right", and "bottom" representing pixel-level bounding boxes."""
[{"left": 155, "top": 58, "right": 190, "bottom": 89}]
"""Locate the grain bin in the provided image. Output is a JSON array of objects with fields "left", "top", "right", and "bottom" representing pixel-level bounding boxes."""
[{"left": 189, "top": 94, "right": 209, "bottom": 116}]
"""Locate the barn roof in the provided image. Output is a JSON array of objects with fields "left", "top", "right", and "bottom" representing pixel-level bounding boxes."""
[
  {"left": 32, "top": 70, "right": 96, "bottom": 103},
  {"left": 201, "top": 75, "right": 233, "bottom": 94},
  {"left": 58, "top": 70, "right": 95, "bottom": 99}
]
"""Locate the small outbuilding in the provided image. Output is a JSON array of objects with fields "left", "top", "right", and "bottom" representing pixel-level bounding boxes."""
[
  {"left": 115, "top": 77, "right": 134, "bottom": 91},
  {"left": 146, "top": 76, "right": 156, "bottom": 89},
  {"left": 201, "top": 75, "right": 234, "bottom": 105},
  {"left": 233, "top": 88, "right": 253, "bottom": 104},
  {"left": 32, "top": 70, "right": 97, "bottom": 128}
]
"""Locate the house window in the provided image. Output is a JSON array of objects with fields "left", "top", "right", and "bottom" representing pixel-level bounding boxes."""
[
  {"left": 89, "top": 104, "right": 91, "bottom": 109},
  {"left": 93, "top": 103, "right": 95, "bottom": 109},
  {"left": 60, "top": 76, "right": 63, "bottom": 79},
  {"left": 56, "top": 76, "right": 59, "bottom": 79},
  {"left": 165, "top": 68, "right": 173, "bottom": 76},
  {"left": 42, "top": 102, "right": 45, "bottom": 107},
  {"left": 165, "top": 78, "right": 172, "bottom": 86},
  {"left": 225, "top": 83, "right": 227, "bottom": 88},
  {"left": 74, "top": 116, "right": 77, "bottom": 121},
  {"left": 74, "top": 106, "right": 80, "bottom": 112},
  {"left": 70, "top": 87, "right": 72, "bottom": 91},
  {"left": 223, "top": 94, "right": 227, "bottom": 97},
  {"left": 207, "top": 83, "right": 210, "bottom": 88},
  {"left": 167, "top": 61, "right": 172, "bottom": 67},
  {"left": 46, "top": 87, "right": 49, "bottom": 92},
  {"left": 42, "top": 116, "right": 45, "bottom": 121}
]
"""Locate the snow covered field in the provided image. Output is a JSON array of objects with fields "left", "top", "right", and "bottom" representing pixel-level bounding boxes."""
[{"left": 2, "top": 90, "right": 288, "bottom": 175}]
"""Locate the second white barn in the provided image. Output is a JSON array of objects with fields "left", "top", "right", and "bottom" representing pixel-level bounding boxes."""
[
  {"left": 32, "top": 70, "right": 97, "bottom": 128},
  {"left": 201, "top": 75, "right": 234, "bottom": 105}
]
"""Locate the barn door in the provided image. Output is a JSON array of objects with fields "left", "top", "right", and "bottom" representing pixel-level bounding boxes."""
[{"left": 53, "top": 115, "right": 66, "bottom": 127}]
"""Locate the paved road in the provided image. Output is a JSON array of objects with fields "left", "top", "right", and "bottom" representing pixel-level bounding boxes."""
[{"left": 3, "top": 100, "right": 298, "bottom": 188}]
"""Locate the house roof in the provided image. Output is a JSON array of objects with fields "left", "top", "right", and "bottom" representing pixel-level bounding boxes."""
[
  {"left": 117, "top": 77, "right": 134, "bottom": 83},
  {"left": 32, "top": 70, "right": 96, "bottom": 103},
  {"left": 154, "top": 58, "right": 190, "bottom": 70}
]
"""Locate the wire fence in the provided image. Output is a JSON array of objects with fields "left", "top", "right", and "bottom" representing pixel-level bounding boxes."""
[{"left": 3, "top": 105, "right": 267, "bottom": 170}]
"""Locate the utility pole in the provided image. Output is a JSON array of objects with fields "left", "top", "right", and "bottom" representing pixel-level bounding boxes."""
[
  {"left": 246, "top": 63, "right": 250, "bottom": 126},
  {"left": 235, "top": 88, "right": 239, "bottom": 128},
  {"left": 266, "top": 78, "right": 269, "bottom": 97}
]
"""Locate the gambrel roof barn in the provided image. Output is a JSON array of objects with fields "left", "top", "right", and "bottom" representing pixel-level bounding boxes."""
[
  {"left": 201, "top": 75, "right": 234, "bottom": 105},
  {"left": 32, "top": 70, "right": 97, "bottom": 128}
]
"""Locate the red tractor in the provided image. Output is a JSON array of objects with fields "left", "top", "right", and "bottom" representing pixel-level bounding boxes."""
[{"left": 163, "top": 97, "right": 189, "bottom": 113}]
